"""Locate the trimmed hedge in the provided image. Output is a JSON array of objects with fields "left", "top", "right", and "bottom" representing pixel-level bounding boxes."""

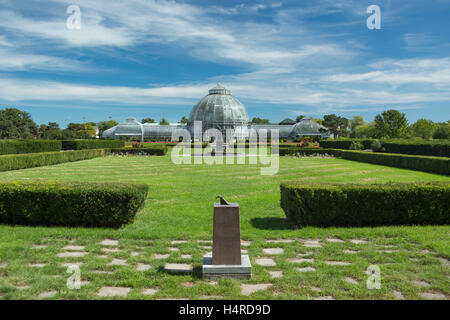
[
  {"left": 340, "top": 150, "right": 449, "bottom": 175},
  {"left": 280, "top": 182, "right": 450, "bottom": 227},
  {"left": 108, "top": 145, "right": 167, "bottom": 156},
  {"left": 0, "top": 140, "right": 62, "bottom": 155},
  {"left": 320, "top": 138, "right": 450, "bottom": 157},
  {"left": 382, "top": 141, "right": 450, "bottom": 157},
  {"left": 62, "top": 140, "right": 124, "bottom": 150},
  {"left": 279, "top": 147, "right": 341, "bottom": 157},
  {"left": 0, "top": 181, "right": 148, "bottom": 228},
  {"left": 0, "top": 149, "right": 105, "bottom": 172}
]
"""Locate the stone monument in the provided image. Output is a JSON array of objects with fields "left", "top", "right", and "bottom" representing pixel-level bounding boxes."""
[{"left": 202, "top": 196, "right": 252, "bottom": 279}]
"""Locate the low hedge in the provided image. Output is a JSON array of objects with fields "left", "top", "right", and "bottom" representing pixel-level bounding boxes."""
[
  {"left": 279, "top": 147, "right": 341, "bottom": 157},
  {"left": 0, "top": 140, "right": 62, "bottom": 155},
  {"left": 340, "top": 150, "right": 449, "bottom": 175},
  {"left": 108, "top": 145, "right": 167, "bottom": 156},
  {"left": 0, "top": 181, "right": 148, "bottom": 228},
  {"left": 0, "top": 149, "right": 105, "bottom": 172},
  {"left": 280, "top": 182, "right": 450, "bottom": 227},
  {"left": 382, "top": 141, "right": 450, "bottom": 157},
  {"left": 62, "top": 140, "right": 124, "bottom": 150},
  {"left": 319, "top": 139, "right": 375, "bottom": 150}
]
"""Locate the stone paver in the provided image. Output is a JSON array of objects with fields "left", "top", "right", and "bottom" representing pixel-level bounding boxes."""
[
  {"left": 61, "top": 262, "right": 83, "bottom": 267},
  {"left": 324, "top": 261, "right": 351, "bottom": 266},
  {"left": 241, "top": 283, "right": 272, "bottom": 296},
  {"left": 345, "top": 277, "right": 359, "bottom": 285},
  {"left": 376, "top": 250, "right": 399, "bottom": 253},
  {"left": 39, "top": 291, "right": 57, "bottom": 298},
  {"left": 255, "top": 258, "right": 276, "bottom": 267},
  {"left": 99, "top": 239, "right": 119, "bottom": 246},
  {"left": 168, "top": 247, "right": 180, "bottom": 252},
  {"left": 29, "top": 263, "right": 47, "bottom": 268},
  {"left": 164, "top": 263, "right": 193, "bottom": 274},
  {"left": 437, "top": 257, "right": 450, "bottom": 267},
  {"left": 32, "top": 245, "right": 48, "bottom": 249},
  {"left": 392, "top": 290, "right": 405, "bottom": 300},
  {"left": 241, "top": 240, "right": 252, "bottom": 247},
  {"left": 0, "top": 263, "right": 7, "bottom": 268},
  {"left": 154, "top": 254, "right": 170, "bottom": 259},
  {"left": 102, "top": 248, "right": 121, "bottom": 253},
  {"left": 92, "top": 270, "right": 114, "bottom": 274},
  {"left": 287, "top": 258, "right": 314, "bottom": 264},
  {"left": 142, "top": 288, "right": 159, "bottom": 295},
  {"left": 15, "top": 286, "right": 31, "bottom": 290},
  {"left": 98, "top": 286, "right": 130, "bottom": 297},
  {"left": 199, "top": 295, "right": 223, "bottom": 299},
  {"left": 296, "top": 267, "right": 316, "bottom": 272},
  {"left": 57, "top": 252, "right": 87, "bottom": 258},
  {"left": 419, "top": 292, "right": 445, "bottom": 300},
  {"left": 413, "top": 280, "right": 431, "bottom": 288},
  {"left": 130, "top": 251, "right": 140, "bottom": 257},
  {"left": 310, "top": 287, "right": 321, "bottom": 292},
  {"left": 171, "top": 240, "right": 188, "bottom": 245},
  {"left": 181, "top": 254, "right": 192, "bottom": 259},
  {"left": 313, "top": 296, "right": 334, "bottom": 300},
  {"left": 303, "top": 240, "right": 321, "bottom": 248},
  {"left": 326, "top": 238, "right": 344, "bottom": 243},
  {"left": 297, "top": 252, "right": 313, "bottom": 257},
  {"left": 267, "top": 239, "right": 294, "bottom": 243},
  {"left": 343, "top": 249, "right": 359, "bottom": 254},
  {"left": 98, "top": 255, "right": 108, "bottom": 259},
  {"left": 181, "top": 282, "right": 194, "bottom": 287},
  {"left": 108, "top": 259, "right": 128, "bottom": 266},
  {"left": 62, "top": 245, "right": 85, "bottom": 251},
  {"left": 242, "top": 249, "right": 248, "bottom": 254},
  {"left": 268, "top": 271, "right": 283, "bottom": 279},
  {"left": 262, "top": 248, "right": 284, "bottom": 255},
  {"left": 350, "top": 239, "right": 368, "bottom": 244},
  {"left": 136, "top": 263, "right": 152, "bottom": 271}
]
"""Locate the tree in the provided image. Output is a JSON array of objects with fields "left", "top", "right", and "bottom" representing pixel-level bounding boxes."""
[
  {"left": 160, "top": 117, "right": 170, "bottom": 125},
  {"left": 433, "top": 124, "right": 450, "bottom": 139},
  {"left": 39, "top": 121, "right": 64, "bottom": 139},
  {"left": 350, "top": 115, "right": 364, "bottom": 132},
  {"left": 411, "top": 119, "right": 437, "bottom": 139},
  {"left": 296, "top": 115, "right": 305, "bottom": 122},
  {"left": 180, "top": 116, "right": 189, "bottom": 124},
  {"left": 141, "top": 118, "right": 155, "bottom": 124},
  {"left": 374, "top": 109, "right": 409, "bottom": 138},
  {"left": 251, "top": 117, "right": 270, "bottom": 124},
  {"left": 98, "top": 120, "right": 118, "bottom": 136},
  {"left": 322, "top": 114, "right": 349, "bottom": 138},
  {"left": 0, "top": 108, "right": 38, "bottom": 139},
  {"left": 350, "top": 122, "right": 377, "bottom": 138}
]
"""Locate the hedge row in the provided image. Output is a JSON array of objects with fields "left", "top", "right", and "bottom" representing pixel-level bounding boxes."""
[
  {"left": 320, "top": 139, "right": 450, "bottom": 157},
  {"left": 340, "top": 150, "right": 449, "bottom": 175},
  {"left": 108, "top": 146, "right": 167, "bottom": 156},
  {"left": 279, "top": 147, "right": 341, "bottom": 157},
  {"left": 280, "top": 182, "right": 450, "bottom": 227},
  {"left": 0, "top": 140, "right": 62, "bottom": 155},
  {"left": 62, "top": 140, "right": 124, "bottom": 150},
  {"left": 0, "top": 181, "right": 148, "bottom": 228},
  {"left": 0, "top": 149, "right": 105, "bottom": 172}
]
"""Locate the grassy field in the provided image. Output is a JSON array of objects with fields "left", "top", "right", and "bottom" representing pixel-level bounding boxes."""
[{"left": 0, "top": 154, "right": 449, "bottom": 300}]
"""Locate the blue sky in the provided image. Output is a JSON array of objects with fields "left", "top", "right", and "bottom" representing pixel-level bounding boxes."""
[{"left": 0, "top": 0, "right": 449, "bottom": 127}]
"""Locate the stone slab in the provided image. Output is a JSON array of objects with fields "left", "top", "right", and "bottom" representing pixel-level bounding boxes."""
[
  {"left": 165, "top": 263, "right": 193, "bottom": 274},
  {"left": 98, "top": 286, "right": 130, "bottom": 297},
  {"left": 203, "top": 254, "right": 251, "bottom": 279}
]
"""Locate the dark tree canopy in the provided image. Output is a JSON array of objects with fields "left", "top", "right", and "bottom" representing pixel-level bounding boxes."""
[
  {"left": 251, "top": 117, "right": 270, "bottom": 124},
  {"left": 180, "top": 116, "right": 188, "bottom": 124},
  {"left": 0, "top": 108, "right": 38, "bottom": 139},
  {"left": 141, "top": 118, "right": 155, "bottom": 124},
  {"left": 374, "top": 109, "right": 409, "bottom": 138},
  {"left": 322, "top": 114, "right": 349, "bottom": 138},
  {"left": 160, "top": 117, "right": 170, "bottom": 125}
]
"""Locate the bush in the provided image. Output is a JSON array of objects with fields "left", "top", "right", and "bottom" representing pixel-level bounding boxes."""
[
  {"left": 320, "top": 139, "right": 375, "bottom": 150},
  {"left": 0, "top": 149, "right": 105, "bottom": 172},
  {"left": 279, "top": 147, "right": 341, "bottom": 157},
  {"left": 62, "top": 140, "right": 124, "bottom": 150},
  {"left": 382, "top": 140, "right": 450, "bottom": 157},
  {"left": 340, "top": 150, "right": 449, "bottom": 175},
  {"left": 0, "top": 181, "right": 148, "bottom": 228},
  {"left": 108, "top": 145, "right": 167, "bottom": 156},
  {"left": 0, "top": 140, "right": 62, "bottom": 155},
  {"left": 370, "top": 139, "right": 383, "bottom": 152},
  {"left": 280, "top": 182, "right": 450, "bottom": 227},
  {"left": 349, "top": 141, "right": 364, "bottom": 150}
]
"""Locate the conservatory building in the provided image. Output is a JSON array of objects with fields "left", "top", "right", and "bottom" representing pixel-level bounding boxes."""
[{"left": 102, "top": 85, "right": 331, "bottom": 141}]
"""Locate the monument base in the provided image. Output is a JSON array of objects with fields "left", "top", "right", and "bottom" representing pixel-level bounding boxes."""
[{"left": 202, "top": 254, "right": 252, "bottom": 280}]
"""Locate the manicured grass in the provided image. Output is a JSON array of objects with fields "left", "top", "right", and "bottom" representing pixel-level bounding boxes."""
[{"left": 0, "top": 154, "right": 448, "bottom": 300}]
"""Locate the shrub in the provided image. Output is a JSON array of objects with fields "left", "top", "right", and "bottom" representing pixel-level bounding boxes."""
[
  {"left": 349, "top": 141, "right": 364, "bottom": 150},
  {"left": 382, "top": 140, "right": 450, "bottom": 157},
  {"left": 108, "top": 145, "right": 167, "bottom": 156},
  {"left": 62, "top": 140, "right": 124, "bottom": 150},
  {"left": 0, "top": 149, "right": 105, "bottom": 172},
  {"left": 279, "top": 147, "right": 341, "bottom": 157},
  {"left": 0, "top": 140, "right": 62, "bottom": 155},
  {"left": 370, "top": 139, "right": 383, "bottom": 152},
  {"left": 280, "top": 182, "right": 450, "bottom": 227},
  {"left": 0, "top": 181, "right": 148, "bottom": 228},
  {"left": 340, "top": 150, "right": 449, "bottom": 175}
]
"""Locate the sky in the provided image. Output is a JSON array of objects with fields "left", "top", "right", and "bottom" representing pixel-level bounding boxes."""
[{"left": 0, "top": 0, "right": 449, "bottom": 127}]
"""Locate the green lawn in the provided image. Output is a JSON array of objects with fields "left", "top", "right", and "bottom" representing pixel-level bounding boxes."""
[{"left": 0, "top": 154, "right": 449, "bottom": 300}]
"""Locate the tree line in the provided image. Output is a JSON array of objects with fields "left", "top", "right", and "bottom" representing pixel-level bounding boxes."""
[{"left": 0, "top": 107, "right": 449, "bottom": 140}]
